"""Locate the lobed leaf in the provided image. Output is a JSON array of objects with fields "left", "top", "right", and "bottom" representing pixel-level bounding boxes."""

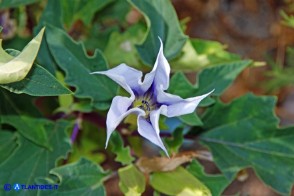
[
  {"left": 109, "top": 132, "right": 134, "bottom": 165},
  {"left": 187, "top": 160, "right": 231, "bottom": 196},
  {"left": 128, "top": 0, "right": 188, "bottom": 65},
  {"left": 200, "top": 94, "right": 294, "bottom": 194},
  {"left": 46, "top": 25, "right": 117, "bottom": 110},
  {"left": 0, "top": 120, "right": 71, "bottom": 195},
  {"left": 38, "top": 158, "right": 108, "bottom": 196}
]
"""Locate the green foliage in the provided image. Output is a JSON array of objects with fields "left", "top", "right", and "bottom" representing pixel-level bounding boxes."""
[
  {"left": 179, "top": 112, "right": 203, "bottom": 126},
  {"left": 0, "top": 0, "right": 40, "bottom": 8},
  {"left": 0, "top": 131, "right": 18, "bottom": 163},
  {"left": 164, "top": 128, "right": 184, "bottom": 154},
  {"left": 118, "top": 164, "right": 146, "bottom": 196},
  {"left": 280, "top": 10, "right": 294, "bottom": 28},
  {"left": 128, "top": 0, "right": 188, "bottom": 65},
  {"left": 1, "top": 116, "right": 51, "bottom": 149},
  {"left": 200, "top": 94, "right": 294, "bottom": 194},
  {"left": 0, "top": 28, "right": 44, "bottom": 84},
  {"left": 187, "top": 160, "right": 231, "bottom": 196},
  {"left": 150, "top": 167, "right": 211, "bottom": 196},
  {"left": 264, "top": 46, "right": 294, "bottom": 92},
  {"left": 170, "top": 39, "right": 240, "bottom": 72},
  {"left": 1, "top": 1, "right": 293, "bottom": 195},
  {"left": 38, "top": 158, "right": 108, "bottom": 196},
  {"left": 169, "top": 60, "right": 252, "bottom": 99},
  {"left": 0, "top": 49, "right": 71, "bottom": 96},
  {"left": 61, "top": 0, "right": 114, "bottom": 27},
  {"left": 104, "top": 24, "right": 145, "bottom": 68},
  {"left": 46, "top": 25, "right": 117, "bottom": 110},
  {"left": 34, "top": 0, "right": 63, "bottom": 74},
  {"left": 0, "top": 121, "right": 71, "bottom": 195},
  {"left": 109, "top": 132, "right": 134, "bottom": 165}
]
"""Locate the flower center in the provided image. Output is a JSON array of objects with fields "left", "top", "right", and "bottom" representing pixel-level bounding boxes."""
[{"left": 133, "top": 93, "right": 156, "bottom": 118}]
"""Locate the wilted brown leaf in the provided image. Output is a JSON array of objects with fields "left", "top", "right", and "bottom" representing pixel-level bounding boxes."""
[{"left": 136, "top": 151, "right": 212, "bottom": 173}]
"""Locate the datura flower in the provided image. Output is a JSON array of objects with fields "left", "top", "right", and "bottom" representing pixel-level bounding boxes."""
[{"left": 92, "top": 39, "right": 213, "bottom": 156}]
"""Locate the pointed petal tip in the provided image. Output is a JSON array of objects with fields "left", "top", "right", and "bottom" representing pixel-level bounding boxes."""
[{"left": 90, "top": 71, "right": 102, "bottom": 75}]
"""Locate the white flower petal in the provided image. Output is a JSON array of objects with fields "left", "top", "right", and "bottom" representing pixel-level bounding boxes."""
[
  {"left": 105, "top": 96, "right": 144, "bottom": 147},
  {"left": 137, "top": 108, "right": 169, "bottom": 157},
  {"left": 158, "top": 90, "right": 214, "bottom": 118},
  {"left": 91, "top": 63, "right": 144, "bottom": 95},
  {"left": 143, "top": 38, "right": 170, "bottom": 91}
]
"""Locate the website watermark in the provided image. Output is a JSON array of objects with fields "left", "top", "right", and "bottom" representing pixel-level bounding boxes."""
[{"left": 3, "top": 183, "right": 58, "bottom": 192}]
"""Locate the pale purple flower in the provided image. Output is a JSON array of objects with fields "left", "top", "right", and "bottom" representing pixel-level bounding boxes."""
[{"left": 92, "top": 39, "right": 213, "bottom": 156}]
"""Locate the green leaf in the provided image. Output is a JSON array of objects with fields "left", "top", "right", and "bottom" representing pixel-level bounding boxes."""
[
  {"left": 0, "top": 120, "right": 71, "bottom": 195},
  {"left": 97, "top": 0, "right": 130, "bottom": 24},
  {"left": 61, "top": 0, "right": 114, "bottom": 26},
  {"left": 165, "top": 128, "right": 184, "bottom": 154},
  {"left": 179, "top": 112, "right": 203, "bottom": 126},
  {"left": 68, "top": 120, "right": 105, "bottom": 164},
  {"left": 170, "top": 39, "right": 241, "bottom": 72},
  {"left": 1, "top": 115, "right": 52, "bottom": 149},
  {"left": 0, "top": 0, "right": 40, "bottom": 8},
  {"left": 118, "top": 164, "right": 146, "bottom": 196},
  {"left": 150, "top": 167, "right": 211, "bottom": 196},
  {"left": 128, "top": 0, "right": 188, "bottom": 65},
  {"left": 169, "top": 60, "right": 252, "bottom": 100},
  {"left": 187, "top": 160, "right": 231, "bottom": 196},
  {"left": 0, "top": 89, "right": 40, "bottom": 116},
  {"left": 0, "top": 49, "right": 71, "bottom": 96},
  {"left": 34, "top": 0, "right": 63, "bottom": 74},
  {"left": 109, "top": 132, "right": 134, "bottom": 165},
  {"left": 200, "top": 94, "right": 294, "bottom": 194},
  {"left": 0, "top": 131, "right": 18, "bottom": 163},
  {"left": 191, "top": 39, "right": 241, "bottom": 65},
  {"left": 0, "top": 27, "right": 44, "bottom": 84},
  {"left": 104, "top": 24, "right": 145, "bottom": 69},
  {"left": 38, "top": 158, "right": 108, "bottom": 196},
  {"left": 46, "top": 25, "right": 117, "bottom": 110}
]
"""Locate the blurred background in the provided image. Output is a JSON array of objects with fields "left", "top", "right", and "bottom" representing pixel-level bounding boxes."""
[{"left": 172, "top": 0, "right": 294, "bottom": 195}]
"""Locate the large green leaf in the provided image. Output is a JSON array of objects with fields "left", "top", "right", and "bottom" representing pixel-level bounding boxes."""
[
  {"left": 168, "top": 60, "right": 251, "bottom": 126},
  {"left": 61, "top": 0, "right": 114, "bottom": 26},
  {"left": 0, "top": 0, "right": 40, "bottom": 8},
  {"left": 169, "top": 60, "right": 252, "bottom": 98},
  {"left": 128, "top": 0, "right": 188, "bottom": 65},
  {"left": 34, "top": 0, "right": 63, "bottom": 74},
  {"left": 109, "top": 132, "right": 134, "bottom": 165},
  {"left": 1, "top": 116, "right": 52, "bottom": 149},
  {"left": 46, "top": 25, "right": 117, "bottom": 110},
  {"left": 200, "top": 94, "right": 294, "bottom": 194},
  {"left": 38, "top": 158, "right": 108, "bottom": 196},
  {"left": 150, "top": 167, "right": 211, "bottom": 196},
  {"left": 0, "top": 120, "right": 71, "bottom": 195},
  {"left": 118, "top": 164, "right": 146, "bottom": 196},
  {"left": 187, "top": 160, "right": 231, "bottom": 196},
  {"left": 0, "top": 131, "right": 18, "bottom": 163},
  {"left": 0, "top": 89, "right": 40, "bottom": 116},
  {"left": 0, "top": 28, "right": 44, "bottom": 84},
  {"left": 0, "top": 49, "right": 71, "bottom": 96}
]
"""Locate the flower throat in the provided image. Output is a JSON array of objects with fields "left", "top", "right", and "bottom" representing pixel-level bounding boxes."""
[{"left": 132, "top": 92, "right": 157, "bottom": 118}]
